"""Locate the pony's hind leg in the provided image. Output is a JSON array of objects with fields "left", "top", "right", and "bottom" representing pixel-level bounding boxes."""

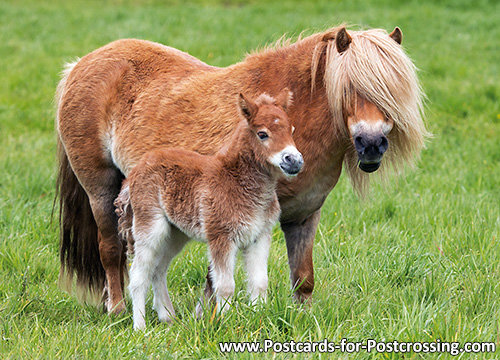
[
  {"left": 208, "top": 237, "right": 238, "bottom": 313},
  {"left": 85, "top": 168, "right": 126, "bottom": 314},
  {"left": 243, "top": 233, "right": 271, "bottom": 304},
  {"left": 59, "top": 127, "right": 127, "bottom": 313},
  {"left": 151, "top": 227, "right": 188, "bottom": 323},
  {"left": 129, "top": 213, "right": 170, "bottom": 330}
]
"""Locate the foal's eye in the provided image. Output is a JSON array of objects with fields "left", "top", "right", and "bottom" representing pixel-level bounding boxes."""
[{"left": 257, "top": 131, "right": 269, "bottom": 140}]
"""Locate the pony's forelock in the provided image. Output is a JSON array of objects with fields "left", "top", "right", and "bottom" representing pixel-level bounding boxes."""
[{"left": 314, "top": 27, "right": 430, "bottom": 195}]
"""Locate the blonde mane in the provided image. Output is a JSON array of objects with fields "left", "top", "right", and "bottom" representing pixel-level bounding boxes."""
[{"left": 312, "top": 27, "right": 429, "bottom": 195}]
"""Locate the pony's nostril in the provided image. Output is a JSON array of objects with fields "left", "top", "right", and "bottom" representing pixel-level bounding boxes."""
[
  {"left": 379, "top": 136, "right": 388, "bottom": 153},
  {"left": 354, "top": 136, "right": 364, "bottom": 152}
]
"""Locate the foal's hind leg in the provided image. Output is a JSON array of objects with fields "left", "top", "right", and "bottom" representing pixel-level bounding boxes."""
[
  {"left": 129, "top": 213, "right": 170, "bottom": 330},
  {"left": 194, "top": 265, "right": 216, "bottom": 318},
  {"left": 208, "top": 237, "right": 238, "bottom": 313},
  {"left": 151, "top": 227, "right": 188, "bottom": 323}
]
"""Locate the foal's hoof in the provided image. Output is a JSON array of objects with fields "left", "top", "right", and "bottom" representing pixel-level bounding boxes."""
[
  {"left": 155, "top": 307, "right": 175, "bottom": 324},
  {"left": 194, "top": 300, "right": 216, "bottom": 319},
  {"left": 158, "top": 315, "right": 174, "bottom": 324},
  {"left": 194, "top": 302, "right": 204, "bottom": 319}
]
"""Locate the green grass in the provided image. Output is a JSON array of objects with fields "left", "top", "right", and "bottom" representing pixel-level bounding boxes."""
[{"left": 0, "top": 0, "right": 499, "bottom": 358}]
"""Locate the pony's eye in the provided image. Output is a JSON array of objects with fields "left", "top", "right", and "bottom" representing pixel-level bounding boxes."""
[{"left": 257, "top": 131, "right": 269, "bottom": 140}]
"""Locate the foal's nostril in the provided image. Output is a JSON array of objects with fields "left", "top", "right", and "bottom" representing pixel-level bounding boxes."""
[{"left": 283, "top": 154, "right": 292, "bottom": 163}]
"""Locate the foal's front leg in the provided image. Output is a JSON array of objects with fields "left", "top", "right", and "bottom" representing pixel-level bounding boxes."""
[
  {"left": 243, "top": 233, "right": 271, "bottom": 303},
  {"left": 208, "top": 237, "right": 238, "bottom": 313}
]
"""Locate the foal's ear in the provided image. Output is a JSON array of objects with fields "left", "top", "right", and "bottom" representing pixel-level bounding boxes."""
[
  {"left": 238, "top": 93, "right": 258, "bottom": 122},
  {"left": 389, "top": 27, "right": 403, "bottom": 45},
  {"left": 336, "top": 27, "right": 352, "bottom": 54},
  {"left": 275, "top": 88, "right": 293, "bottom": 111}
]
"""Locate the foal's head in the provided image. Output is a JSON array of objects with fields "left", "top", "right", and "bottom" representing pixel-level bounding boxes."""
[{"left": 238, "top": 89, "right": 303, "bottom": 177}]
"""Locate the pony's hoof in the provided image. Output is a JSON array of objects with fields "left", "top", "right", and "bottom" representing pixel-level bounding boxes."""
[
  {"left": 107, "top": 299, "right": 126, "bottom": 315},
  {"left": 293, "top": 290, "right": 313, "bottom": 305}
]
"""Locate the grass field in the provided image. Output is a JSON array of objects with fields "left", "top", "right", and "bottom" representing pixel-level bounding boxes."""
[{"left": 0, "top": 0, "right": 499, "bottom": 358}]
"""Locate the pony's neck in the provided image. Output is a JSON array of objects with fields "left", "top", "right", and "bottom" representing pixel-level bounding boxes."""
[
  {"left": 238, "top": 33, "right": 348, "bottom": 156},
  {"left": 241, "top": 33, "right": 325, "bottom": 97}
]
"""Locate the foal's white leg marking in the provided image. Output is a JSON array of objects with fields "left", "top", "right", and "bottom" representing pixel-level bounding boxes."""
[
  {"left": 128, "top": 213, "right": 170, "bottom": 330},
  {"left": 349, "top": 120, "right": 393, "bottom": 136},
  {"left": 243, "top": 233, "right": 271, "bottom": 304},
  {"left": 151, "top": 227, "right": 188, "bottom": 323},
  {"left": 208, "top": 241, "right": 238, "bottom": 313},
  {"left": 151, "top": 241, "right": 174, "bottom": 323}
]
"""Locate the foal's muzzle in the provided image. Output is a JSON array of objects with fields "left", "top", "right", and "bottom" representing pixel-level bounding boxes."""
[
  {"left": 355, "top": 133, "right": 388, "bottom": 173},
  {"left": 278, "top": 147, "right": 304, "bottom": 176}
]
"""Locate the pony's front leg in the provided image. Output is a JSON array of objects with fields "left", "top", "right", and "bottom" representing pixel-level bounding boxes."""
[
  {"left": 280, "top": 209, "right": 321, "bottom": 303},
  {"left": 243, "top": 233, "right": 271, "bottom": 304},
  {"left": 208, "top": 237, "right": 238, "bottom": 313}
]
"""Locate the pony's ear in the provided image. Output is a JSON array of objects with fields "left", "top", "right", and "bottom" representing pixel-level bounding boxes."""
[
  {"left": 275, "top": 88, "right": 293, "bottom": 111},
  {"left": 336, "top": 27, "right": 352, "bottom": 54},
  {"left": 238, "top": 93, "right": 258, "bottom": 122},
  {"left": 389, "top": 27, "right": 403, "bottom": 45}
]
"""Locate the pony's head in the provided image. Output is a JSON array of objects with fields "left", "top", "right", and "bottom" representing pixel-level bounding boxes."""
[
  {"left": 238, "top": 89, "right": 303, "bottom": 177},
  {"left": 313, "top": 26, "right": 429, "bottom": 194}
]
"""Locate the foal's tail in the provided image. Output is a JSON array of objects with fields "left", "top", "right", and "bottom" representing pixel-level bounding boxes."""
[
  {"left": 114, "top": 182, "right": 135, "bottom": 255},
  {"left": 55, "top": 60, "right": 106, "bottom": 303}
]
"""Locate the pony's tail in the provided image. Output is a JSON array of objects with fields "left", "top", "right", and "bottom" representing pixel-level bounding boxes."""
[
  {"left": 56, "top": 140, "right": 106, "bottom": 304},
  {"left": 55, "top": 60, "right": 106, "bottom": 304},
  {"left": 114, "top": 182, "right": 134, "bottom": 256}
]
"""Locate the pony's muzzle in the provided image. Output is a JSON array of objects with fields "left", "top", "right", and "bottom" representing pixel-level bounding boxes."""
[
  {"left": 279, "top": 148, "right": 304, "bottom": 176},
  {"left": 355, "top": 133, "right": 388, "bottom": 173}
]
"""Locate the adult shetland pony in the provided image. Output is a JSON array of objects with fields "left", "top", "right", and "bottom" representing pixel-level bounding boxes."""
[{"left": 56, "top": 26, "right": 428, "bottom": 313}]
